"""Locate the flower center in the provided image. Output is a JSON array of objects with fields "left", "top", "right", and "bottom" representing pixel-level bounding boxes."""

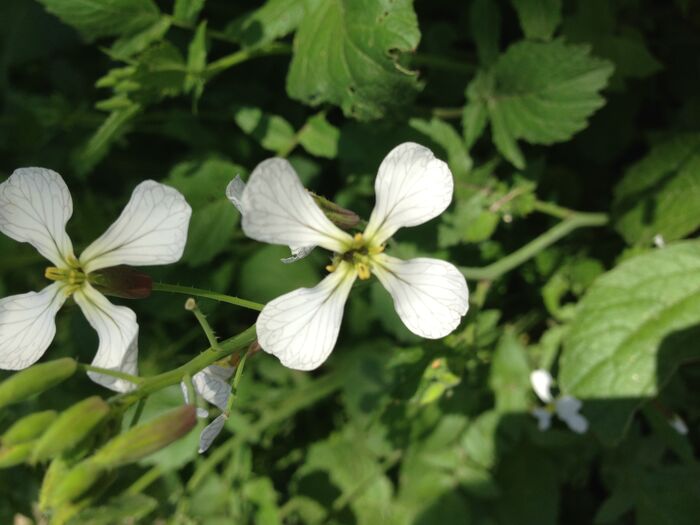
[
  {"left": 326, "top": 233, "right": 384, "bottom": 280},
  {"left": 44, "top": 256, "right": 87, "bottom": 294}
]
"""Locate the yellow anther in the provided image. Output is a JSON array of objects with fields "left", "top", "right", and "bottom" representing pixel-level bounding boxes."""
[
  {"left": 369, "top": 244, "right": 385, "bottom": 255},
  {"left": 353, "top": 232, "right": 363, "bottom": 243},
  {"left": 44, "top": 267, "right": 66, "bottom": 282},
  {"left": 44, "top": 266, "right": 85, "bottom": 285},
  {"left": 325, "top": 264, "right": 337, "bottom": 273},
  {"left": 356, "top": 263, "right": 371, "bottom": 280}
]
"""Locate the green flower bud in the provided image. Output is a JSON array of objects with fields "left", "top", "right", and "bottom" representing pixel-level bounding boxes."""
[
  {"left": 0, "top": 441, "right": 35, "bottom": 468},
  {"left": 311, "top": 193, "right": 360, "bottom": 230},
  {"left": 93, "top": 405, "right": 196, "bottom": 468},
  {"left": 32, "top": 396, "right": 111, "bottom": 462},
  {"left": 50, "top": 459, "right": 104, "bottom": 507},
  {"left": 2, "top": 410, "right": 57, "bottom": 446},
  {"left": 39, "top": 457, "right": 70, "bottom": 511},
  {"left": 0, "top": 358, "right": 77, "bottom": 409}
]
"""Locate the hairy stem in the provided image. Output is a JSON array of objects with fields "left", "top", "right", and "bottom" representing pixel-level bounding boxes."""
[
  {"left": 152, "top": 282, "right": 263, "bottom": 311},
  {"left": 79, "top": 364, "right": 144, "bottom": 385}
]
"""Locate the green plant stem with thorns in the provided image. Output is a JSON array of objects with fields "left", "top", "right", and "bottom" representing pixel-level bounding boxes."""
[{"left": 152, "top": 282, "right": 264, "bottom": 311}]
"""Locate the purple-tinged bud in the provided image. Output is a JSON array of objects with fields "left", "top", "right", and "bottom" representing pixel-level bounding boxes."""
[
  {"left": 311, "top": 193, "right": 360, "bottom": 230},
  {"left": 2, "top": 410, "right": 57, "bottom": 446},
  {"left": 90, "top": 265, "right": 153, "bottom": 299},
  {"left": 0, "top": 358, "right": 77, "bottom": 409}
]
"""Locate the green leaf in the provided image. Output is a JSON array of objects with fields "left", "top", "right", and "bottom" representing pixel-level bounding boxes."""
[
  {"left": 36, "top": 0, "right": 160, "bottom": 41},
  {"left": 466, "top": 40, "right": 613, "bottom": 168},
  {"left": 225, "top": 0, "right": 304, "bottom": 48},
  {"left": 489, "top": 331, "right": 531, "bottom": 412},
  {"left": 560, "top": 241, "right": 700, "bottom": 439},
  {"left": 185, "top": 21, "right": 208, "bottom": 102},
  {"left": 287, "top": 0, "right": 421, "bottom": 121},
  {"left": 298, "top": 113, "right": 340, "bottom": 159},
  {"left": 173, "top": 0, "right": 205, "bottom": 24},
  {"left": 613, "top": 134, "right": 700, "bottom": 246},
  {"left": 109, "top": 16, "right": 171, "bottom": 60},
  {"left": 409, "top": 117, "right": 472, "bottom": 178},
  {"left": 511, "top": 0, "right": 562, "bottom": 41},
  {"left": 470, "top": 0, "right": 500, "bottom": 65},
  {"left": 69, "top": 494, "right": 158, "bottom": 524},
  {"left": 233, "top": 105, "right": 296, "bottom": 154}
]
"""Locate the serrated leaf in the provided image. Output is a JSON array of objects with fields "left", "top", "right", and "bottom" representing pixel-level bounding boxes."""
[
  {"left": 511, "top": 0, "right": 562, "bottom": 41},
  {"left": 225, "top": 0, "right": 304, "bottom": 48},
  {"left": 233, "top": 105, "right": 296, "bottom": 154},
  {"left": 467, "top": 40, "right": 613, "bottom": 168},
  {"left": 298, "top": 113, "right": 340, "bottom": 159},
  {"left": 109, "top": 16, "right": 171, "bottom": 60},
  {"left": 613, "top": 134, "right": 700, "bottom": 246},
  {"left": 173, "top": 0, "right": 205, "bottom": 24},
  {"left": 36, "top": 0, "right": 160, "bottom": 41},
  {"left": 286, "top": 0, "right": 421, "bottom": 121},
  {"left": 560, "top": 241, "right": 700, "bottom": 438}
]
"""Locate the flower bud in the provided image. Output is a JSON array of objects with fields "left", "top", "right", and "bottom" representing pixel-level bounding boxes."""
[
  {"left": 90, "top": 265, "right": 153, "bottom": 299},
  {"left": 2, "top": 410, "right": 57, "bottom": 446},
  {"left": 39, "top": 457, "right": 69, "bottom": 511},
  {"left": 311, "top": 193, "right": 360, "bottom": 230},
  {"left": 50, "top": 459, "right": 104, "bottom": 507},
  {"left": 32, "top": 396, "right": 111, "bottom": 462},
  {"left": 0, "top": 358, "right": 77, "bottom": 409},
  {"left": 93, "top": 405, "right": 196, "bottom": 468},
  {"left": 0, "top": 441, "right": 34, "bottom": 468}
]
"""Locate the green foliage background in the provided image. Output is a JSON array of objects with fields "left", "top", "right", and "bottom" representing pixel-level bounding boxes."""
[{"left": 1, "top": 0, "right": 700, "bottom": 523}]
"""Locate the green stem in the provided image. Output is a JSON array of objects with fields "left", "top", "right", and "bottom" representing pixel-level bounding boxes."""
[
  {"left": 126, "top": 466, "right": 162, "bottom": 495},
  {"left": 412, "top": 52, "right": 476, "bottom": 74},
  {"left": 79, "top": 364, "right": 144, "bottom": 385},
  {"left": 461, "top": 211, "right": 609, "bottom": 281},
  {"left": 187, "top": 299, "right": 221, "bottom": 350},
  {"left": 129, "top": 398, "right": 147, "bottom": 428},
  {"left": 152, "top": 282, "right": 263, "bottom": 311},
  {"left": 225, "top": 350, "right": 250, "bottom": 413},
  {"left": 206, "top": 42, "right": 291, "bottom": 78},
  {"left": 431, "top": 107, "right": 464, "bottom": 120},
  {"left": 532, "top": 200, "right": 578, "bottom": 220}
]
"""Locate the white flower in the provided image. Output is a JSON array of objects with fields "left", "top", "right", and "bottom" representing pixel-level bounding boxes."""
[
  {"left": 530, "top": 369, "right": 588, "bottom": 434},
  {"left": 181, "top": 365, "right": 234, "bottom": 453},
  {"left": 235, "top": 142, "right": 469, "bottom": 370},
  {"left": 0, "top": 168, "right": 191, "bottom": 392}
]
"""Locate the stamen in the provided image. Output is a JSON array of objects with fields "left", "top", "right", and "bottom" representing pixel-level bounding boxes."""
[
  {"left": 357, "top": 263, "right": 371, "bottom": 280},
  {"left": 369, "top": 244, "right": 385, "bottom": 255},
  {"left": 44, "top": 267, "right": 64, "bottom": 282},
  {"left": 325, "top": 264, "right": 337, "bottom": 273}
]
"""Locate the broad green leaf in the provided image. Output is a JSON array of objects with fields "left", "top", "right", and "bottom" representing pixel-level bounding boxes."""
[
  {"left": 173, "top": 0, "right": 205, "bottom": 24},
  {"left": 298, "top": 113, "right": 340, "bottom": 159},
  {"left": 287, "top": 0, "right": 421, "bottom": 121},
  {"left": 489, "top": 331, "right": 531, "bottom": 412},
  {"left": 511, "top": 0, "right": 562, "bottom": 41},
  {"left": 36, "top": 0, "right": 160, "bottom": 41},
  {"left": 560, "top": 241, "right": 700, "bottom": 438},
  {"left": 470, "top": 0, "right": 501, "bottom": 65},
  {"left": 225, "top": 0, "right": 304, "bottom": 48},
  {"left": 233, "top": 105, "right": 295, "bottom": 154},
  {"left": 438, "top": 194, "right": 499, "bottom": 247},
  {"left": 466, "top": 40, "right": 613, "bottom": 168},
  {"left": 110, "top": 16, "right": 171, "bottom": 60},
  {"left": 613, "top": 134, "right": 700, "bottom": 246},
  {"left": 409, "top": 117, "right": 472, "bottom": 178}
]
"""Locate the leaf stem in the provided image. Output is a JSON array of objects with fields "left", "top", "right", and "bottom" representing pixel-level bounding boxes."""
[
  {"left": 152, "top": 282, "right": 263, "bottom": 311},
  {"left": 185, "top": 298, "right": 221, "bottom": 350},
  {"left": 206, "top": 42, "right": 292, "bottom": 78},
  {"left": 78, "top": 364, "right": 144, "bottom": 385},
  {"left": 461, "top": 211, "right": 609, "bottom": 281}
]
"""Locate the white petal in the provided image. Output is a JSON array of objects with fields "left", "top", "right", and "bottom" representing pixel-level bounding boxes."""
[
  {"left": 225, "top": 175, "right": 246, "bottom": 214},
  {"left": 198, "top": 414, "right": 227, "bottom": 453},
  {"left": 281, "top": 245, "right": 315, "bottom": 264},
  {"left": 192, "top": 365, "right": 234, "bottom": 411},
  {"left": 530, "top": 369, "right": 554, "bottom": 404},
  {"left": 364, "top": 143, "right": 453, "bottom": 245},
  {"left": 531, "top": 407, "right": 552, "bottom": 431},
  {"left": 73, "top": 283, "right": 139, "bottom": 392},
  {"left": 0, "top": 283, "right": 68, "bottom": 369},
  {"left": 79, "top": 181, "right": 192, "bottom": 273},
  {"left": 240, "top": 158, "right": 352, "bottom": 254},
  {"left": 0, "top": 168, "right": 75, "bottom": 267},
  {"left": 556, "top": 396, "right": 588, "bottom": 434},
  {"left": 179, "top": 382, "right": 210, "bottom": 418},
  {"left": 372, "top": 255, "right": 468, "bottom": 339},
  {"left": 256, "top": 262, "right": 357, "bottom": 370},
  {"left": 670, "top": 415, "right": 689, "bottom": 435}
]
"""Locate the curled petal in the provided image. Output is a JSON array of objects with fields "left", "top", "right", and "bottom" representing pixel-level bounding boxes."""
[
  {"left": 256, "top": 262, "right": 357, "bottom": 370},
  {"left": 364, "top": 143, "right": 453, "bottom": 245},
  {"left": 531, "top": 407, "right": 552, "bottom": 431},
  {"left": 179, "top": 382, "right": 210, "bottom": 418},
  {"left": 372, "top": 255, "right": 468, "bottom": 339},
  {"left": 73, "top": 283, "right": 139, "bottom": 392},
  {"left": 225, "top": 175, "right": 246, "bottom": 214},
  {"left": 241, "top": 158, "right": 352, "bottom": 254},
  {"left": 530, "top": 369, "right": 554, "bottom": 404},
  {"left": 281, "top": 245, "right": 315, "bottom": 264},
  {"left": 192, "top": 365, "right": 234, "bottom": 411},
  {"left": 79, "top": 181, "right": 192, "bottom": 273},
  {"left": 0, "top": 168, "right": 75, "bottom": 267},
  {"left": 0, "top": 283, "right": 68, "bottom": 369},
  {"left": 198, "top": 414, "right": 227, "bottom": 454},
  {"left": 556, "top": 396, "right": 588, "bottom": 434}
]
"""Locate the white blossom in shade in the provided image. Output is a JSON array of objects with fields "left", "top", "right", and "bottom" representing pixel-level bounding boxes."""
[
  {"left": 237, "top": 142, "right": 469, "bottom": 371},
  {"left": 180, "top": 364, "right": 234, "bottom": 453},
  {"left": 669, "top": 414, "right": 688, "bottom": 435},
  {"left": 0, "top": 168, "right": 191, "bottom": 392},
  {"left": 530, "top": 369, "right": 588, "bottom": 434}
]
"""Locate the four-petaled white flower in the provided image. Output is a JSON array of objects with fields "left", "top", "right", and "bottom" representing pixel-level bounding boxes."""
[
  {"left": 0, "top": 168, "right": 191, "bottom": 392},
  {"left": 181, "top": 364, "right": 234, "bottom": 453},
  {"left": 234, "top": 142, "right": 470, "bottom": 370},
  {"left": 530, "top": 369, "right": 588, "bottom": 434}
]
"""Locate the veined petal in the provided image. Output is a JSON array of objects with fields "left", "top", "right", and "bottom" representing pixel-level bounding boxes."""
[
  {"left": 198, "top": 414, "right": 226, "bottom": 453},
  {"left": 225, "top": 175, "right": 246, "bottom": 215},
  {"left": 179, "top": 382, "right": 209, "bottom": 418},
  {"left": 73, "top": 283, "right": 139, "bottom": 392},
  {"left": 256, "top": 262, "right": 357, "bottom": 370},
  {"left": 281, "top": 245, "right": 315, "bottom": 264},
  {"left": 0, "top": 168, "right": 75, "bottom": 267},
  {"left": 372, "top": 255, "right": 468, "bottom": 339},
  {"left": 531, "top": 407, "right": 552, "bottom": 431},
  {"left": 79, "top": 181, "right": 192, "bottom": 273},
  {"left": 192, "top": 365, "right": 234, "bottom": 411},
  {"left": 530, "top": 369, "right": 554, "bottom": 404},
  {"left": 0, "top": 283, "right": 68, "bottom": 369},
  {"left": 364, "top": 143, "right": 453, "bottom": 245},
  {"left": 240, "top": 158, "right": 352, "bottom": 254},
  {"left": 556, "top": 396, "right": 588, "bottom": 434}
]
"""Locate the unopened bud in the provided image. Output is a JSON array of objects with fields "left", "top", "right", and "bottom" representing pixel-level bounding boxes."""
[
  {"left": 185, "top": 298, "right": 197, "bottom": 311},
  {"left": 0, "top": 358, "right": 77, "bottom": 409},
  {"left": 93, "top": 405, "right": 196, "bottom": 468},
  {"left": 32, "top": 396, "right": 110, "bottom": 462},
  {"left": 311, "top": 193, "right": 360, "bottom": 230},
  {"left": 0, "top": 441, "right": 34, "bottom": 468},
  {"left": 50, "top": 459, "right": 104, "bottom": 507},
  {"left": 90, "top": 265, "right": 153, "bottom": 299},
  {"left": 2, "top": 410, "right": 57, "bottom": 446},
  {"left": 39, "top": 457, "right": 69, "bottom": 511}
]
